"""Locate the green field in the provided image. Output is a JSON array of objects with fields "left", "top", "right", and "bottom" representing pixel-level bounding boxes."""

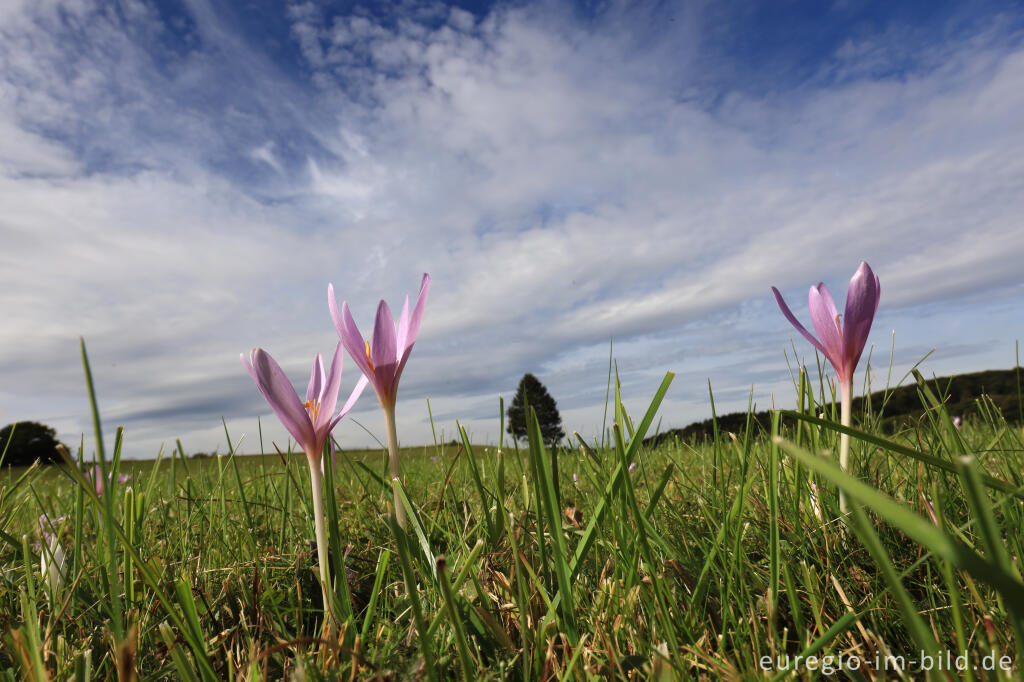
[{"left": 2, "top": 369, "right": 1023, "bottom": 680}]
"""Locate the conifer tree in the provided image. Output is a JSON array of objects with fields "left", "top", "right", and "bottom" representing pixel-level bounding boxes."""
[{"left": 507, "top": 373, "right": 565, "bottom": 446}]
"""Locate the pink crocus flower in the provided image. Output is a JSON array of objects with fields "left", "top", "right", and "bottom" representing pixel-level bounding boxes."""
[
  {"left": 771, "top": 261, "right": 880, "bottom": 514},
  {"left": 87, "top": 465, "right": 130, "bottom": 496},
  {"left": 327, "top": 273, "right": 430, "bottom": 529},
  {"left": 241, "top": 342, "right": 367, "bottom": 624},
  {"left": 770, "top": 261, "right": 880, "bottom": 387},
  {"left": 327, "top": 273, "right": 430, "bottom": 410},
  {"left": 241, "top": 343, "right": 367, "bottom": 469}
]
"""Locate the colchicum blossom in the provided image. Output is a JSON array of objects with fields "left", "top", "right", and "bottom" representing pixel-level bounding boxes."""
[
  {"left": 771, "top": 261, "right": 880, "bottom": 514},
  {"left": 38, "top": 514, "right": 68, "bottom": 596},
  {"left": 87, "top": 465, "right": 130, "bottom": 496},
  {"left": 242, "top": 342, "right": 367, "bottom": 624},
  {"left": 328, "top": 273, "right": 430, "bottom": 529},
  {"left": 242, "top": 343, "right": 367, "bottom": 468}
]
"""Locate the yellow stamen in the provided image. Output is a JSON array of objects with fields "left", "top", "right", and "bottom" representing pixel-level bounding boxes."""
[
  {"left": 303, "top": 399, "right": 321, "bottom": 421},
  {"left": 835, "top": 314, "right": 844, "bottom": 339},
  {"left": 365, "top": 340, "right": 375, "bottom": 371}
]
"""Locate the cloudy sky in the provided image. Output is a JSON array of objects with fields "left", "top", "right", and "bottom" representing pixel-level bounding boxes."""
[{"left": 2, "top": 0, "right": 1023, "bottom": 458}]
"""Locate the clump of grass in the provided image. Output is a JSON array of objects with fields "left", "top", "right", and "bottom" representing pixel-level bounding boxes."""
[{"left": 1, "top": 341, "right": 1022, "bottom": 680}]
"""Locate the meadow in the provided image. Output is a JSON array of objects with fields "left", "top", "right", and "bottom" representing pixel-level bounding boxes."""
[{"left": 1, "top": 348, "right": 1023, "bottom": 681}]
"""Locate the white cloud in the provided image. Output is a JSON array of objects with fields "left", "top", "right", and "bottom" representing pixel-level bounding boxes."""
[{"left": 1, "top": 1, "right": 1023, "bottom": 457}]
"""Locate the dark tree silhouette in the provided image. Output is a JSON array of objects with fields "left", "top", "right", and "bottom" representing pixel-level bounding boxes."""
[
  {"left": 0, "top": 422, "right": 67, "bottom": 467},
  {"left": 507, "top": 373, "right": 565, "bottom": 446}
]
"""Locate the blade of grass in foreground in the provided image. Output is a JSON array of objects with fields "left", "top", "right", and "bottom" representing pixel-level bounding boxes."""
[
  {"left": 389, "top": 509, "right": 440, "bottom": 682},
  {"left": 80, "top": 338, "right": 125, "bottom": 641},
  {"left": 779, "top": 410, "right": 1024, "bottom": 500},
  {"left": 847, "top": 503, "right": 943, "bottom": 672},
  {"left": 58, "top": 445, "right": 219, "bottom": 681},
  {"left": 361, "top": 548, "right": 391, "bottom": 642},
  {"left": 767, "top": 411, "right": 781, "bottom": 624},
  {"left": 72, "top": 341, "right": 219, "bottom": 681},
  {"left": 955, "top": 455, "right": 1024, "bottom": 651},
  {"left": 394, "top": 478, "right": 438, "bottom": 581},
  {"left": 527, "top": 406, "right": 578, "bottom": 644},
  {"left": 321, "top": 441, "right": 354, "bottom": 628},
  {"left": 775, "top": 436, "right": 1024, "bottom": 620},
  {"left": 767, "top": 611, "right": 859, "bottom": 682},
  {"left": 458, "top": 422, "right": 498, "bottom": 542},
  {"left": 567, "top": 371, "right": 674, "bottom": 583},
  {"left": 436, "top": 555, "right": 476, "bottom": 679}
]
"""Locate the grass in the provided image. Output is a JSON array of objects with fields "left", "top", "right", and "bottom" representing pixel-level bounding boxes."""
[{"left": 1, "top": 348, "right": 1023, "bottom": 680}]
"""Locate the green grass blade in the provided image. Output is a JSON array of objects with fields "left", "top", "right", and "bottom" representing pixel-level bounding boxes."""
[
  {"left": 847, "top": 503, "right": 942, "bottom": 667},
  {"left": 436, "top": 556, "right": 477, "bottom": 679},
  {"left": 527, "top": 406, "right": 578, "bottom": 643},
  {"left": 780, "top": 410, "right": 1024, "bottom": 500},
  {"left": 776, "top": 436, "right": 1024, "bottom": 617},
  {"left": 389, "top": 513, "right": 440, "bottom": 682},
  {"left": 394, "top": 478, "right": 438, "bottom": 581}
]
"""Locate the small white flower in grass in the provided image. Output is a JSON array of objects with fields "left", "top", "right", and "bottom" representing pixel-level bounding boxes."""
[{"left": 38, "top": 514, "right": 68, "bottom": 597}]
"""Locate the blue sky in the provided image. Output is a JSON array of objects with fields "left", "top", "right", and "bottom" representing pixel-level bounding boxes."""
[{"left": 2, "top": 0, "right": 1023, "bottom": 458}]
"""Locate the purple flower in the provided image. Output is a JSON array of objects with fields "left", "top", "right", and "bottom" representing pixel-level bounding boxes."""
[
  {"left": 328, "top": 273, "right": 430, "bottom": 409},
  {"left": 771, "top": 261, "right": 880, "bottom": 385},
  {"left": 241, "top": 342, "right": 367, "bottom": 467},
  {"left": 628, "top": 461, "right": 637, "bottom": 473},
  {"left": 242, "top": 341, "right": 368, "bottom": 625},
  {"left": 328, "top": 274, "right": 429, "bottom": 530},
  {"left": 772, "top": 261, "right": 880, "bottom": 515},
  {"left": 86, "top": 465, "right": 130, "bottom": 496}
]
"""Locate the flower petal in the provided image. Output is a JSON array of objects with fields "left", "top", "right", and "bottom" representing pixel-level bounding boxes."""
[
  {"left": 371, "top": 299, "right": 399, "bottom": 395},
  {"left": 317, "top": 342, "right": 346, "bottom": 432},
  {"left": 329, "top": 284, "right": 365, "bottom": 363},
  {"left": 329, "top": 284, "right": 377, "bottom": 383},
  {"left": 405, "top": 273, "right": 430, "bottom": 350},
  {"left": 842, "top": 261, "right": 880, "bottom": 374},
  {"left": 808, "top": 283, "right": 845, "bottom": 373},
  {"left": 307, "top": 353, "right": 324, "bottom": 406},
  {"left": 771, "top": 286, "right": 827, "bottom": 358},
  {"left": 395, "top": 294, "right": 411, "bottom": 352},
  {"left": 873, "top": 272, "right": 881, "bottom": 316},
  {"left": 372, "top": 299, "right": 398, "bottom": 364},
  {"left": 331, "top": 373, "right": 370, "bottom": 430},
  {"left": 243, "top": 348, "right": 315, "bottom": 449},
  {"left": 395, "top": 273, "right": 430, "bottom": 380}
]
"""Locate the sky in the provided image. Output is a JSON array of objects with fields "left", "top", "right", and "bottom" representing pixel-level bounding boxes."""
[{"left": 2, "top": 0, "right": 1023, "bottom": 459}]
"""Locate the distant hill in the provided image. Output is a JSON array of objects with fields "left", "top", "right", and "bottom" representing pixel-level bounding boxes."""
[{"left": 644, "top": 367, "right": 1024, "bottom": 447}]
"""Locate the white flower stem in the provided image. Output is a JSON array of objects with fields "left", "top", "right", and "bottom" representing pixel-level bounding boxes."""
[
  {"left": 384, "top": 404, "right": 407, "bottom": 530},
  {"left": 839, "top": 380, "right": 852, "bottom": 516},
  {"left": 307, "top": 460, "right": 337, "bottom": 627}
]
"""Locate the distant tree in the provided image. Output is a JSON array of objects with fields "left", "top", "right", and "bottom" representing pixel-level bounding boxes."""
[
  {"left": 0, "top": 422, "right": 67, "bottom": 467},
  {"left": 507, "top": 374, "right": 565, "bottom": 446}
]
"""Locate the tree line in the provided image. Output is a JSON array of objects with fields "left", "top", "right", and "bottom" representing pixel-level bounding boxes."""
[{"left": 645, "top": 366, "right": 1024, "bottom": 447}]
